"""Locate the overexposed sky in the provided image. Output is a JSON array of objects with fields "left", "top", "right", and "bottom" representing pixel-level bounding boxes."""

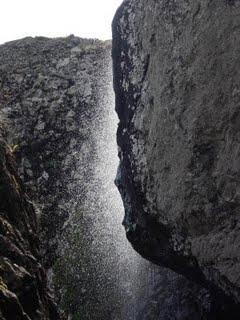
[{"left": 0, "top": 0, "right": 123, "bottom": 44}]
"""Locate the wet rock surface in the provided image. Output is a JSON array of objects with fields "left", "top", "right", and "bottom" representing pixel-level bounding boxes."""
[
  {"left": 0, "top": 136, "right": 59, "bottom": 319},
  {"left": 112, "top": 0, "right": 240, "bottom": 317}
]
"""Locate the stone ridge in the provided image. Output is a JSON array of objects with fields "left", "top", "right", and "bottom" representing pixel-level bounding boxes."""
[{"left": 112, "top": 0, "right": 240, "bottom": 317}]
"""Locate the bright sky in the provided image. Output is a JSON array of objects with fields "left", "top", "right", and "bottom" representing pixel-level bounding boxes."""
[{"left": 0, "top": 0, "right": 123, "bottom": 44}]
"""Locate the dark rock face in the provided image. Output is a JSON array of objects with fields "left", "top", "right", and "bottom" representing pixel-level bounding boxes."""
[
  {"left": 0, "top": 137, "right": 59, "bottom": 319},
  {"left": 0, "top": 36, "right": 111, "bottom": 270},
  {"left": 0, "top": 36, "right": 119, "bottom": 319},
  {"left": 135, "top": 265, "right": 213, "bottom": 320},
  {"left": 112, "top": 0, "right": 240, "bottom": 317}
]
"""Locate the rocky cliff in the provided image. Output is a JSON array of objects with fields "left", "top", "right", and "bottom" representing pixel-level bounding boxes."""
[
  {"left": 112, "top": 0, "right": 240, "bottom": 317},
  {"left": 0, "top": 133, "right": 59, "bottom": 319}
]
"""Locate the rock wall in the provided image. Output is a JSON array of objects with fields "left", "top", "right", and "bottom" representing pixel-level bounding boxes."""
[
  {"left": 112, "top": 0, "right": 240, "bottom": 317},
  {"left": 0, "top": 36, "right": 111, "bottom": 269},
  {"left": 0, "top": 36, "right": 118, "bottom": 319},
  {"left": 0, "top": 133, "right": 59, "bottom": 319}
]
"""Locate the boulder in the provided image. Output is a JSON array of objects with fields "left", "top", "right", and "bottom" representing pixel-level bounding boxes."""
[{"left": 112, "top": 0, "right": 240, "bottom": 316}]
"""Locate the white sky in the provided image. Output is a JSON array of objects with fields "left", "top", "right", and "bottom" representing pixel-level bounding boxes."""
[{"left": 0, "top": 0, "right": 123, "bottom": 44}]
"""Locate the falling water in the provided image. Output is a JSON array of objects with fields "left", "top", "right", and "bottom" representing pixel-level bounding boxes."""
[
  {"left": 52, "top": 45, "right": 153, "bottom": 320},
  {"left": 91, "top": 54, "right": 151, "bottom": 320}
]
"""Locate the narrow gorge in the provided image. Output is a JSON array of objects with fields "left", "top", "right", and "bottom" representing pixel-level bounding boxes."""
[{"left": 1, "top": 0, "right": 240, "bottom": 319}]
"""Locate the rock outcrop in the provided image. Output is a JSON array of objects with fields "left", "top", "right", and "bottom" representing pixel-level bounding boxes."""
[
  {"left": 0, "top": 133, "right": 59, "bottom": 319},
  {"left": 112, "top": 0, "right": 240, "bottom": 317}
]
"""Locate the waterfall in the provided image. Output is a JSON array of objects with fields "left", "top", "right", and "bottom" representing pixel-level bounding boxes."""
[{"left": 54, "top": 45, "right": 152, "bottom": 320}]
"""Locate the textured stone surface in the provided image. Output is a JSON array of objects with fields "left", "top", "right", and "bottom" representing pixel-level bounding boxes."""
[
  {"left": 112, "top": 0, "right": 240, "bottom": 316},
  {"left": 0, "top": 36, "right": 111, "bottom": 269},
  {"left": 0, "top": 137, "right": 59, "bottom": 319},
  {"left": 0, "top": 36, "right": 118, "bottom": 319},
  {"left": 136, "top": 264, "right": 215, "bottom": 320}
]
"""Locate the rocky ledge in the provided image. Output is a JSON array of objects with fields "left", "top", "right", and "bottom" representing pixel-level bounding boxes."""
[{"left": 112, "top": 0, "right": 240, "bottom": 316}]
